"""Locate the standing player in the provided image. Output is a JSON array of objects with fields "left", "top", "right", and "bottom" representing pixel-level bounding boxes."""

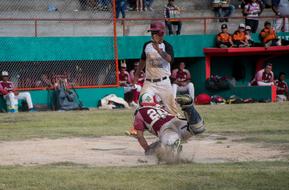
[
  {"left": 133, "top": 21, "right": 178, "bottom": 116},
  {"left": 133, "top": 93, "right": 205, "bottom": 155}
]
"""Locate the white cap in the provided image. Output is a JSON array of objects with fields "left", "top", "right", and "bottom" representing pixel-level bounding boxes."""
[
  {"left": 120, "top": 61, "right": 127, "bottom": 68},
  {"left": 1, "top": 71, "right": 8, "bottom": 76},
  {"left": 245, "top": 25, "right": 251, "bottom": 30},
  {"left": 239, "top": 23, "right": 245, "bottom": 28}
]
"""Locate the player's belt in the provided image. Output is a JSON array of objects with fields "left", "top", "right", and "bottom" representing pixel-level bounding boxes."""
[{"left": 146, "top": 76, "right": 168, "bottom": 83}]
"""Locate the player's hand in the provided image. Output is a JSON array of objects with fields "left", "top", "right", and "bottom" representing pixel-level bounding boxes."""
[{"left": 152, "top": 41, "right": 160, "bottom": 52}]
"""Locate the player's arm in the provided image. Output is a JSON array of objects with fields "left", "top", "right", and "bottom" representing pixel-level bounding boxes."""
[{"left": 136, "top": 130, "right": 149, "bottom": 152}]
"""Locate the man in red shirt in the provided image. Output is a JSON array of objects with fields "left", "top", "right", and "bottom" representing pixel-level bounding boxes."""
[
  {"left": 275, "top": 72, "right": 288, "bottom": 102},
  {"left": 0, "top": 71, "right": 34, "bottom": 112},
  {"left": 250, "top": 63, "right": 274, "bottom": 86},
  {"left": 171, "top": 62, "right": 195, "bottom": 100},
  {"left": 133, "top": 93, "right": 205, "bottom": 155}
]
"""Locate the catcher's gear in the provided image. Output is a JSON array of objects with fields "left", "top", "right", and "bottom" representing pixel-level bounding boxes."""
[
  {"left": 175, "top": 94, "right": 193, "bottom": 106},
  {"left": 147, "top": 21, "right": 165, "bottom": 37},
  {"left": 182, "top": 103, "right": 205, "bottom": 135}
]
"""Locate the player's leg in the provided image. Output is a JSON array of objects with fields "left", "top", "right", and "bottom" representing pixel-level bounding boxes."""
[
  {"left": 176, "top": 95, "right": 205, "bottom": 135},
  {"left": 172, "top": 83, "right": 178, "bottom": 98},
  {"left": 186, "top": 82, "right": 195, "bottom": 100},
  {"left": 159, "top": 126, "right": 182, "bottom": 153},
  {"left": 17, "top": 92, "right": 33, "bottom": 109},
  {"left": 4, "top": 92, "right": 18, "bottom": 112},
  {"left": 156, "top": 79, "right": 178, "bottom": 116}
]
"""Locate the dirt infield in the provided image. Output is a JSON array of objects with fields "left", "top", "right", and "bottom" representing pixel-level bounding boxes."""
[{"left": 0, "top": 135, "right": 286, "bottom": 166}]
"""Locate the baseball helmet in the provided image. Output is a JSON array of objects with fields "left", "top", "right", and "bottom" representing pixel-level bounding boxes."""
[
  {"left": 139, "top": 92, "right": 157, "bottom": 107},
  {"left": 195, "top": 93, "right": 211, "bottom": 105},
  {"left": 147, "top": 21, "right": 165, "bottom": 37}
]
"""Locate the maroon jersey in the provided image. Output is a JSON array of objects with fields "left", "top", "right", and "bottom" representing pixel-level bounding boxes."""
[
  {"left": 118, "top": 71, "right": 131, "bottom": 87},
  {"left": 275, "top": 80, "right": 288, "bottom": 95},
  {"left": 0, "top": 81, "right": 14, "bottom": 95},
  {"left": 134, "top": 106, "right": 175, "bottom": 136},
  {"left": 171, "top": 69, "right": 191, "bottom": 82}
]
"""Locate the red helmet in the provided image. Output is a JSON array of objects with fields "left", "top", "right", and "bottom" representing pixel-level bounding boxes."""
[
  {"left": 195, "top": 93, "right": 211, "bottom": 105},
  {"left": 148, "top": 21, "right": 165, "bottom": 37}
]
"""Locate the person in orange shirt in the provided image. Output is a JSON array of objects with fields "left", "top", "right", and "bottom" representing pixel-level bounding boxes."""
[
  {"left": 259, "top": 21, "right": 281, "bottom": 47},
  {"left": 232, "top": 23, "right": 250, "bottom": 47},
  {"left": 216, "top": 24, "right": 233, "bottom": 48}
]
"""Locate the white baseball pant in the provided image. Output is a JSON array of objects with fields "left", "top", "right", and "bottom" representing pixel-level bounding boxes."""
[
  {"left": 4, "top": 92, "right": 34, "bottom": 110},
  {"left": 172, "top": 82, "right": 195, "bottom": 99},
  {"left": 140, "top": 77, "right": 178, "bottom": 116}
]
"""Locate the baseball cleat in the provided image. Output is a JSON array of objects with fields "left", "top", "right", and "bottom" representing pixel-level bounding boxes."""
[
  {"left": 175, "top": 95, "right": 193, "bottom": 106},
  {"left": 125, "top": 128, "right": 138, "bottom": 137}
]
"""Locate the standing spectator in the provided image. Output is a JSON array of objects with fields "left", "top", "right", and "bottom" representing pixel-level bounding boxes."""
[
  {"left": 79, "top": 0, "right": 87, "bottom": 10},
  {"left": 259, "top": 21, "right": 281, "bottom": 47},
  {"left": 272, "top": 0, "right": 289, "bottom": 32},
  {"left": 211, "top": 0, "right": 235, "bottom": 22},
  {"left": 130, "top": 62, "right": 145, "bottom": 106},
  {"left": 232, "top": 23, "right": 250, "bottom": 47},
  {"left": 275, "top": 72, "right": 289, "bottom": 102},
  {"left": 216, "top": 24, "right": 234, "bottom": 48},
  {"left": 164, "top": 0, "right": 182, "bottom": 35},
  {"left": 116, "top": 0, "right": 126, "bottom": 18},
  {"left": 145, "top": 0, "right": 154, "bottom": 11},
  {"left": 0, "top": 71, "right": 35, "bottom": 112},
  {"left": 171, "top": 62, "right": 195, "bottom": 100},
  {"left": 243, "top": 0, "right": 264, "bottom": 33},
  {"left": 250, "top": 63, "right": 274, "bottom": 86},
  {"left": 136, "top": 0, "right": 143, "bottom": 11},
  {"left": 245, "top": 25, "right": 254, "bottom": 46}
]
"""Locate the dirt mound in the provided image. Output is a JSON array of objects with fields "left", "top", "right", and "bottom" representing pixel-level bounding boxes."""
[{"left": 0, "top": 135, "right": 286, "bottom": 166}]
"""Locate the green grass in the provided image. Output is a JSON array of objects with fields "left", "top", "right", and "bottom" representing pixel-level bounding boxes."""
[
  {"left": 0, "top": 162, "right": 289, "bottom": 190},
  {"left": 1, "top": 103, "right": 289, "bottom": 189}
]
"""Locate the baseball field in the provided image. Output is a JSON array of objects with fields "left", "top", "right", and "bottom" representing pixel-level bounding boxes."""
[{"left": 0, "top": 103, "right": 289, "bottom": 190}]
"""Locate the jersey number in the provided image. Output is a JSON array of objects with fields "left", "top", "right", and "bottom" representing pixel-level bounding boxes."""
[{"left": 147, "top": 109, "right": 167, "bottom": 121}]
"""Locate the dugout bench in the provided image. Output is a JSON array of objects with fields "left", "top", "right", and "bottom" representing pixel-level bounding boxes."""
[{"left": 203, "top": 46, "right": 289, "bottom": 102}]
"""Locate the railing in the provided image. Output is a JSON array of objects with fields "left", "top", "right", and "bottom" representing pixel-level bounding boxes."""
[{"left": 0, "top": 15, "right": 287, "bottom": 37}]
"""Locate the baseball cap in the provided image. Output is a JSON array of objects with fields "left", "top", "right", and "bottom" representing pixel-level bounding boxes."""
[
  {"left": 245, "top": 25, "right": 251, "bottom": 30},
  {"left": 239, "top": 23, "right": 245, "bottom": 28},
  {"left": 221, "top": 24, "right": 227, "bottom": 29},
  {"left": 120, "top": 61, "right": 127, "bottom": 68},
  {"left": 147, "top": 21, "right": 165, "bottom": 36},
  {"left": 1, "top": 71, "right": 9, "bottom": 76}
]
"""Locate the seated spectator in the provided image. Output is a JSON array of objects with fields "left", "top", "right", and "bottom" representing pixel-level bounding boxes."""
[
  {"left": 164, "top": 0, "right": 182, "bottom": 35},
  {"left": 211, "top": 0, "right": 235, "bottom": 22},
  {"left": 245, "top": 25, "right": 254, "bottom": 47},
  {"left": 259, "top": 21, "right": 281, "bottom": 47},
  {"left": 0, "top": 71, "right": 35, "bottom": 112},
  {"left": 145, "top": 0, "right": 154, "bottom": 11},
  {"left": 216, "top": 24, "right": 233, "bottom": 48},
  {"left": 171, "top": 62, "right": 195, "bottom": 100},
  {"left": 272, "top": 0, "right": 289, "bottom": 32},
  {"left": 130, "top": 62, "right": 145, "bottom": 105},
  {"left": 275, "top": 72, "right": 288, "bottom": 102},
  {"left": 242, "top": 0, "right": 264, "bottom": 33},
  {"left": 35, "top": 74, "right": 53, "bottom": 88},
  {"left": 250, "top": 63, "right": 274, "bottom": 86},
  {"left": 233, "top": 23, "right": 250, "bottom": 47},
  {"left": 136, "top": 0, "right": 143, "bottom": 11}
]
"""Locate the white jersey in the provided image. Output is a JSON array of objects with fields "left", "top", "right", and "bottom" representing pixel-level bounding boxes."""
[{"left": 141, "top": 40, "right": 174, "bottom": 79}]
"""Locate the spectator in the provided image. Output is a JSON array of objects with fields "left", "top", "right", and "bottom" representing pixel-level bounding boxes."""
[
  {"left": 78, "top": 0, "right": 87, "bottom": 10},
  {"left": 245, "top": 25, "right": 254, "bottom": 46},
  {"left": 211, "top": 0, "right": 235, "bottom": 22},
  {"left": 136, "top": 0, "right": 143, "bottom": 11},
  {"left": 99, "top": 0, "right": 110, "bottom": 11},
  {"left": 275, "top": 72, "right": 289, "bottom": 102},
  {"left": 116, "top": 0, "right": 126, "bottom": 18},
  {"left": 35, "top": 74, "right": 53, "bottom": 88},
  {"left": 243, "top": 0, "right": 264, "bottom": 33},
  {"left": 0, "top": 71, "right": 35, "bottom": 112},
  {"left": 272, "top": 0, "right": 289, "bottom": 32},
  {"left": 259, "top": 21, "right": 281, "bottom": 47},
  {"left": 164, "top": 0, "right": 182, "bottom": 35},
  {"left": 130, "top": 62, "right": 145, "bottom": 106},
  {"left": 145, "top": 0, "right": 154, "bottom": 11},
  {"left": 233, "top": 23, "right": 250, "bottom": 47},
  {"left": 250, "top": 63, "right": 274, "bottom": 86},
  {"left": 216, "top": 23, "right": 234, "bottom": 48},
  {"left": 171, "top": 62, "right": 195, "bottom": 100}
]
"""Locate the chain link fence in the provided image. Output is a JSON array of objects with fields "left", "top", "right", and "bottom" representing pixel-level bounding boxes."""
[{"left": 0, "top": 0, "right": 118, "bottom": 90}]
